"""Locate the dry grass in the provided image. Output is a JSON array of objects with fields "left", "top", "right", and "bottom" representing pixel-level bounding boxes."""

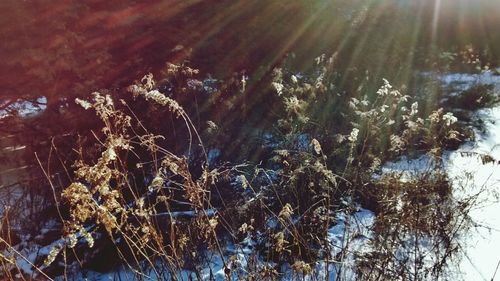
[{"left": 0, "top": 57, "right": 479, "bottom": 281}]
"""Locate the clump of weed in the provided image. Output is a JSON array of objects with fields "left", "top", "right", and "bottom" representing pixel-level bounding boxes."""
[{"left": 1, "top": 57, "right": 477, "bottom": 281}]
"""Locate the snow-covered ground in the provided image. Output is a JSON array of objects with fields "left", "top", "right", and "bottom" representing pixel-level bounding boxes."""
[
  {"left": 445, "top": 107, "right": 500, "bottom": 281},
  {"left": 0, "top": 96, "right": 47, "bottom": 119},
  {"left": 439, "top": 71, "right": 500, "bottom": 92},
  {"left": 433, "top": 69, "right": 500, "bottom": 280},
  {"left": 380, "top": 70, "right": 500, "bottom": 280}
]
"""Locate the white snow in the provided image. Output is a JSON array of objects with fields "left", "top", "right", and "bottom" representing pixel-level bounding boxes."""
[
  {"left": 325, "top": 207, "right": 375, "bottom": 280},
  {"left": 207, "top": 148, "right": 221, "bottom": 167},
  {"left": 438, "top": 71, "right": 500, "bottom": 91},
  {"left": 0, "top": 96, "right": 47, "bottom": 118},
  {"left": 379, "top": 154, "right": 438, "bottom": 182},
  {"left": 431, "top": 70, "right": 500, "bottom": 280},
  {"left": 444, "top": 106, "right": 500, "bottom": 281},
  {"left": 381, "top": 70, "right": 500, "bottom": 280}
]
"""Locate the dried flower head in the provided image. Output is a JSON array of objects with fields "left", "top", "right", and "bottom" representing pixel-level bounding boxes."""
[
  {"left": 348, "top": 128, "right": 359, "bottom": 142},
  {"left": 410, "top": 102, "right": 419, "bottom": 116},
  {"left": 75, "top": 98, "right": 92, "bottom": 110},
  {"left": 292, "top": 260, "right": 313, "bottom": 275},
  {"left": 43, "top": 246, "right": 62, "bottom": 267},
  {"left": 442, "top": 112, "right": 458, "bottom": 126},
  {"left": 273, "top": 231, "right": 289, "bottom": 253},
  {"left": 272, "top": 82, "right": 284, "bottom": 96},
  {"left": 311, "top": 138, "right": 322, "bottom": 154}
]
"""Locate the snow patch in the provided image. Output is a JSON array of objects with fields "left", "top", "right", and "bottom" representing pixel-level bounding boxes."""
[
  {"left": 445, "top": 106, "right": 500, "bottom": 281},
  {"left": 379, "top": 154, "right": 438, "bottom": 182},
  {"left": 0, "top": 96, "right": 47, "bottom": 119}
]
